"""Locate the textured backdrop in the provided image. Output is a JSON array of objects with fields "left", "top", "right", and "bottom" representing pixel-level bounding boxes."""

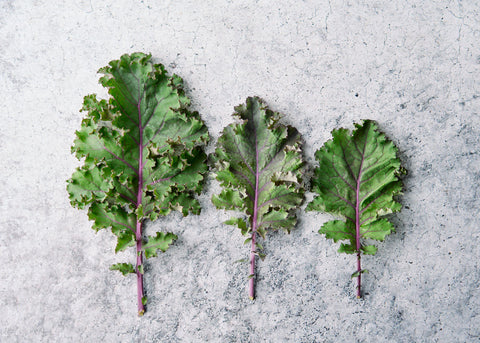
[{"left": 1, "top": 1, "right": 479, "bottom": 342}]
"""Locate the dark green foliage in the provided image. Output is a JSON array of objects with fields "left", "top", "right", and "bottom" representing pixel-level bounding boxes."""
[
  {"left": 67, "top": 53, "right": 209, "bottom": 315},
  {"left": 211, "top": 96, "right": 306, "bottom": 299},
  {"left": 307, "top": 120, "right": 404, "bottom": 297}
]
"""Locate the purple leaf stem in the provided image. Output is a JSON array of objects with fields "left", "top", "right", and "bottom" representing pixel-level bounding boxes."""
[
  {"left": 354, "top": 136, "right": 368, "bottom": 298},
  {"left": 249, "top": 122, "right": 260, "bottom": 300},
  {"left": 136, "top": 97, "right": 145, "bottom": 316}
]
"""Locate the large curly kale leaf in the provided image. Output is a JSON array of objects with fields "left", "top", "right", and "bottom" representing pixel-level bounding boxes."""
[{"left": 67, "top": 53, "right": 209, "bottom": 316}]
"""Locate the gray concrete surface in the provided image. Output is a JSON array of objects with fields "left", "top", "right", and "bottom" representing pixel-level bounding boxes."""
[{"left": 1, "top": 0, "right": 480, "bottom": 342}]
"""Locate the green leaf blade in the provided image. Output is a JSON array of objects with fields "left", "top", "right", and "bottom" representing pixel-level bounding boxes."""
[
  {"left": 308, "top": 119, "right": 404, "bottom": 297},
  {"left": 110, "top": 263, "right": 136, "bottom": 276},
  {"left": 115, "top": 231, "right": 136, "bottom": 253},
  {"left": 212, "top": 97, "right": 305, "bottom": 235},
  {"left": 211, "top": 96, "right": 306, "bottom": 299},
  {"left": 319, "top": 220, "right": 355, "bottom": 243}
]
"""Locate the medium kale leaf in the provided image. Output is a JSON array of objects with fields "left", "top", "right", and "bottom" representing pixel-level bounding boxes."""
[
  {"left": 212, "top": 96, "right": 305, "bottom": 299},
  {"left": 67, "top": 53, "right": 209, "bottom": 316},
  {"left": 307, "top": 120, "right": 405, "bottom": 298}
]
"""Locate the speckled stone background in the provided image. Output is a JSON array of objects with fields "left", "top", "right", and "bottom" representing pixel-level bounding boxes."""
[{"left": 1, "top": 0, "right": 479, "bottom": 342}]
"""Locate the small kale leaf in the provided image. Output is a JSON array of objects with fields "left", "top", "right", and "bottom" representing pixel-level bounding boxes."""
[
  {"left": 212, "top": 96, "right": 305, "bottom": 299},
  {"left": 307, "top": 120, "right": 405, "bottom": 298},
  {"left": 110, "top": 263, "right": 136, "bottom": 276},
  {"left": 143, "top": 232, "right": 177, "bottom": 259}
]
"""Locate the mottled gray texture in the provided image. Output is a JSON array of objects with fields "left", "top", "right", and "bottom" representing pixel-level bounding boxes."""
[{"left": 1, "top": 0, "right": 479, "bottom": 342}]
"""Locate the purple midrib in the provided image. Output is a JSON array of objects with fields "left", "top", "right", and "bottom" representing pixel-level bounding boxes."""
[
  {"left": 354, "top": 140, "right": 366, "bottom": 298},
  {"left": 355, "top": 166, "right": 363, "bottom": 252},
  {"left": 355, "top": 142, "right": 368, "bottom": 250},
  {"left": 249, "top": 115, "right": 260, "bottom": 298},
  {"left": 355, "top": 134, "right": 370, "bottom": 247},
  {"left": 136, "top": 96, "right": 145, "bottom": 313},
  {"left": 136, "top": 99, "right": 144, "bottom": 218},
  {"left": 253, "top": 123, "right": 260, "bottom": 237}
]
